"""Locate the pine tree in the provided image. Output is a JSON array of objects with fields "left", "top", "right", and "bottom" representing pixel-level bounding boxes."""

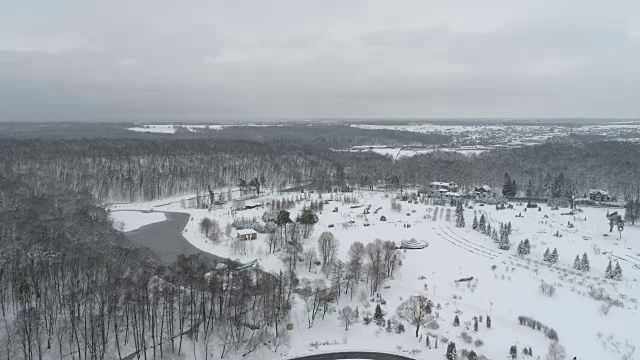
[
  {"left": 523, "top": 239, "right": 531, "bottom": 255},
  {"left": 453, "top": 315, "right": 460, "bottom": 326},
  {"left": 474, "top": 318, "right": 479, "bottom": 332},
  {"left": 426, "top": 334, "right": 430, "bottom": 348},
  {"left": 605, "top": 260, "right": 613, "bottom": 279},
  {"left": 472, "top": 214, "right": 478, "bottom": 230},
  {"left": 492, "top": 229, "right": 499, "bottom": 243},
  {"left": 486, "top": 315, "right": 491, "bottom": 329},
  {"left": 573, "top": 255, "right": 581, "bottom": 270},
  {"left": 517, "top": 241, "right": 524, "bottom": 256},
  {"left": 502, "top": 173, "right": 512, "bottom": 197},
  {"left": 455, "top": 202, "right": 465, "bottom": 228},
  {"left": 484, "top": 220, "right": 490, "bottom": 235},
  {"left": 507, "top": 221, "right": 512, "bottom": 235},
  {"left": 510, "top": 345, "right": 518, "bottom": 359},
  {"left": 550, "top": 248, "right": 558, "bottom": 264},
  {"left": 374, "top": 303, "right": 385, "bottom": 326},
  {"left": 543, "top": 248, "right": 550, "bottom": 262},
  {"left": 581, "top": 253, "right": 590, "bottom": 272},
  {"left": 435, "top": 337, "right": 438, "bottom": 349},
  {"left": 446, "top": 342, "right": 458, "bottom": 360},
  {"left": 479, "top": 214, "right": 486, "bottom": 233},
  {"left": 499, "top": 227, "right": 510, "bottom": 250},
  {"left": 613, "top": 261, "right": 623, "bottom": 281},
  {"left": 528, "top": 347, "right": 532, "bottom": 357}
]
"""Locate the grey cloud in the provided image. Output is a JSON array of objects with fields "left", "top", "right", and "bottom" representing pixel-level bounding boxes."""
[{"left": 1, "top": 0, "right": 640, "bottom": 120}]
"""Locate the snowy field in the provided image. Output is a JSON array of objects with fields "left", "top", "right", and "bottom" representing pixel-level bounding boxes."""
[
  {"left": 128, "top": 124, "right": 226, "bottom": 133},
  {"left": 338, "top": 148, "right": 486, "bottom": 159},
  {"left": 110, "top": 210, "right": 166, "bottom": 232},
  {"left": 112, "top": 190, "right": 640, "bottom": 360}
]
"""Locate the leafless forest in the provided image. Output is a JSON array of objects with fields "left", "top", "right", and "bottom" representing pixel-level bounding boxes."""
[{"left": 1, "top": 124, "right": 640, "bottom": 360}]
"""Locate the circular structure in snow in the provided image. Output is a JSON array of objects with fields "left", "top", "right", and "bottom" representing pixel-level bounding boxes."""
[{"left": 401, "top": 238, "right": 428, "bottom": 249}]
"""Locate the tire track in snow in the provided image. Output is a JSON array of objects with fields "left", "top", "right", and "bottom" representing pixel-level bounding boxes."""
[
  {"left": 433, "top": 226, "right": 497, "bottom": 260},
  {"left": 439, "top": 227, "right": 502, "bottom": 259},
  {"left": 443, "top": 226, "right": 504, "bottom": 256},
  {"left": 609, "top": 253, "right": 640, "bottom": 268}
]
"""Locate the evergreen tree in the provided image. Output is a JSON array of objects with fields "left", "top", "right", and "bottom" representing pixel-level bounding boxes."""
[
  {"left": 543, "top": 248, "right": 550, "bottom": 262},
  {"left": 526, "top": 179, "right": 534, "bottom": 197},
  {"left": 446, "top": 342, "right": 458, "bottom": 360},
  {"left": 468, "top": 350, "right": 478, "bottom": 360},
  {"left": 479, "top": 214, "right": 487, "bottom": 232},
  {"left": 474, "top": 318, "right": 479, "bottom": 332},
  {"left": 502, "top": 173, "right": 512, "bottom": 197},
  {"left": 522, "top": 239, "right": 531, "bottom": 255},
  {"left": 386, "top": 319, "right": 392, "bottom": 333},
  {"left": 550, "top": 248, "right": 558, "bottom": 264},
  {"left": 426, "top": 334, "right": 430, "bottom": 348},
  {"left": 492, "top": 229, "right": 499, "bottom": 243},
  {"left": 485, "top": 222, "right": 491, "bottom": 236},
  {"left": 581, "top": 253, "right": 590, "bottom": 272},
  {"left": 510, "top": 345, "right": 518, "bottom": 359},
  {"left": 507, "top": 221, "right": 512, "bottom": 235},
  {"left": 374, "top": 304, "right": 383, "bottom": 318},
  {"left": 605, "top": 260, "right": 613, "bottom": 279},
  {"left": 625, "top": 200, "right": 639, "bottom": 225},
  {"left": 435, "top": 337, "right": 438, "bottom": 349},
  {"left": 472, "top": 214, "right": 478, "bottom": 230},
  {"left": 486, "top": 315, "right": 491, "bottom": 329},
  {"left": 613, "top": 261, "right": 623, "bottom": 281},
  {"left": 511, "top": 179, "right": 517, "bottom": 197},
  {"left": 573, "top": 255, "right": 581, "bottom": 270},
  {"left": 528, "top": 347, "right": 532, "bottom": 357},
  {"left": 499, "top": 227, "right": 510, "bottom": 250},
  {"left": 517, "top": 241, "right": 525, "bottom": 256},
  {"left": 523, "top": 348, "right": 529, "bottom": 356},
  {"left": 455, "top": 202, "right": 465, "bottom": 228},
  {"left": 453, "top": 315, "right": 460, "bottom": 326}
]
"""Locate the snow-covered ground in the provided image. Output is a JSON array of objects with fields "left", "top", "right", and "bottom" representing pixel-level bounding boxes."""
[
  {"left": 338, "top": 147, "right": 486, "bottom": 159},
  {"left": 128, "top": 124, "right": 226, "bottom": 133},
  {"left": 112, "top": 190, "right": 640, "bottom": 360},
  {"left": 110, "top": 210, "right": 166, "bottom": 232}
]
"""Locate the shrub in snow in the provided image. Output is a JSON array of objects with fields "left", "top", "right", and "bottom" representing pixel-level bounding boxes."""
[
  {"left": 461, "top": 331, "right": 473, "bottom": 344},
  {"left": 539, "top": 282, "right": 556, "bottom": 297},
  {"left": 426, "top": 319, "right": 440, "bottom": 330},
  {"left": 474, "top": 339, "right": 483, "bottom": 347}
]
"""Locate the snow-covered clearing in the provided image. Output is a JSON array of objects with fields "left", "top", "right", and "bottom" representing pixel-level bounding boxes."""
[
  {"left": 110, "top": 210, "right": 166, "bottom": 232},
  {"left": 113, "top": 190, "right": 640, "bottom": 360},
  {"left": 338, "top": 147, "right": 486, "bottom": 159},
  {"left": 128, "top": 124, "right": 226, "bottom": 133}
]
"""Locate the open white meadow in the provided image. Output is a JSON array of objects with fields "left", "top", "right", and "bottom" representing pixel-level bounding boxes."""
[{"left": 114, "top": 189, "right": 640, "bottom": 360}]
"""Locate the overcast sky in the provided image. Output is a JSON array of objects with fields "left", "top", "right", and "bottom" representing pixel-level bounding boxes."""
[{"left": 1, "top": 0, "right": 640, "bottom": 121}]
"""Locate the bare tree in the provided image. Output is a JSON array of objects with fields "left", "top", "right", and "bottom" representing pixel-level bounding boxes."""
[
  {"left": 317, "top": 232, "right": 338, "bottom": 270},
  {"left": 396, "top": 295, "right": 430, "bottom": 337},
  {"left": 338, "top": 306, "right": 357, "bottom": 330},
  {"left": 545, "top": 341, "right": 566, "bottom": 360}
]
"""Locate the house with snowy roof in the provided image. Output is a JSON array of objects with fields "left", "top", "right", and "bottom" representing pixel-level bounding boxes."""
[
  {"left": 589, "top": 189, "right": 610, "bottom": 202},
  {"left": 236, "top": 229, "right": 258, "bottom": 241}
]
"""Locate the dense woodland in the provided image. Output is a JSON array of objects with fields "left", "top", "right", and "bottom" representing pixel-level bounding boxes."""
[
  {"left": 0, "top": 136, "right": 638, "bottom": 202},
  {"left": 0, "top": 172, "right": 292, "bottom": 360},
  {"left": 1, "top": 125, "right": 639, "bottom": 359}
]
